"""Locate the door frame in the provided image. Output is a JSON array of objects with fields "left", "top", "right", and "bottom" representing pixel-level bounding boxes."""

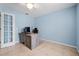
[{"left": 1, "top": 12, "right": 15, "bottom": 48}]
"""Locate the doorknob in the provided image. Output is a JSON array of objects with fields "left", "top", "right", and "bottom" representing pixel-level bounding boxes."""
[{"left": 0, "top": 28, "right": 1, "bottom": 30}]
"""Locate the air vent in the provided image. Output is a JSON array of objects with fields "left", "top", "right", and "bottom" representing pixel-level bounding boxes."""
[{"left": 25, "top": 13, "right": 29, "bottom": 15}]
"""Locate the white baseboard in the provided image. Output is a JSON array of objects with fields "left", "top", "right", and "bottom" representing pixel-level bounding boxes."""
[
  {"left": 15, "top": 41, "right": 19, "bottom": 44},
  {"left": 41, "top": 38, "right": 76, "bottom": 48}
]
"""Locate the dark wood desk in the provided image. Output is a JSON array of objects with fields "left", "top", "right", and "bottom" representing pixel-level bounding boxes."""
[{"left": 19, "top": 32, "right": 38, "bottom": 49}]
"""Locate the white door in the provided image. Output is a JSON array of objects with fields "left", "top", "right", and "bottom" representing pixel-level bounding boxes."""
[{"left": 1, "top": 12, "right": 15, "bottom": 48}]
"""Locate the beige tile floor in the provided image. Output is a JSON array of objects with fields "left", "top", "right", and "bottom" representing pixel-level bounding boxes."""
[{"left": 0, "top": 41, "right": 79, "bottom": 56}]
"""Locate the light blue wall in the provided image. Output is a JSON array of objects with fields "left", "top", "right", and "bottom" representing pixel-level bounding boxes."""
[
  {"left": 77, "top": 4, "right": 79, "bottom": 50},
  {"left": 0, "top": 5, "right": 34, "bottom": 42},
  {"left": 35, "top": 6, "right": 76, "bottom": 46},
  {"left": 0, "top": 4, "right": 78, "bottom": 48}
]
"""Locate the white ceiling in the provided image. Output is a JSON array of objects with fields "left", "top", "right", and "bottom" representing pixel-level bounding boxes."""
[{"left": 0, "top": 3, "right": 76, "bottom": 18}]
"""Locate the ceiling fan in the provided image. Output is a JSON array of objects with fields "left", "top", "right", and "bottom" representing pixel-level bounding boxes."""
[
  {"left": 21, "top": 3, "right": 39, "bottom": 10},
  {"left": 20, "top": 3, "right": 39, "bottom": 15}
]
